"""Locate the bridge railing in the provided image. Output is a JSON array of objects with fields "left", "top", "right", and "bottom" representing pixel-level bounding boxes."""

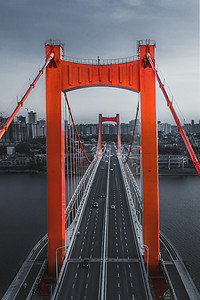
[
  {"left": 118, "top": 156, "right": 144, "bottom": 253},
  {"left": 65, "top": 157, "right": 97, "bottom": 229},
  {"left": 63, "top": 55, "right": 139, "bottom": 65},
  {"left": 52, "top": 157, "right": 101, "bottom": 298}
]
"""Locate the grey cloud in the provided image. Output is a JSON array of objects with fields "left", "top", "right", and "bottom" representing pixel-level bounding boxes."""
[{"left": 0, "top": 0, "right": 199, "bottom": 123}]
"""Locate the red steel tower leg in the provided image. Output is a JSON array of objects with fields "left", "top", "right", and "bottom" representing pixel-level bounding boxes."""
[
  {"left": 140, "top": 44, "right": 160, "bottom": 275},
  {"left": 98, "top": 114, "right": 102, "bottom": 156},
  {"left": 46, "top": 44, "right": 65, "bottom": 276},
  {"left": 116, "top": 114, "right": 121, "bottom": 156}
]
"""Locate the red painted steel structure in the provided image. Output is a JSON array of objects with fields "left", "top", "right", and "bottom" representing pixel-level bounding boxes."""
[
  {"left": 45, "top": 40, "right": 160, "bottom": 276},
  {"left": 146, "top": 53, "right": 200, "bottom": 177},
  {"left": 64, "top": 92, "right": 92, "bottom": 164},
  {"left": 0, "top": 52, "right": 54, "bottom": 140},
  {"left": 98, "top": 114, "right": 121, "bottom": 156},
  {"left": 124, "top": 100, "right": 140, "bottom": 164}
]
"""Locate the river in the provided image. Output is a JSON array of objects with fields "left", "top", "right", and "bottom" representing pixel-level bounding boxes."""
[{"left": 0, "top": 173, "right": 199, "bottom": 297}]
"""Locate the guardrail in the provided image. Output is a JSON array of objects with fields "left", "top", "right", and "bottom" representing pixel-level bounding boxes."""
[
  {"left": 118, "top": 157, "right": 143, "bottom": 253},
  {"left": 63, "top": 55, "right": 139, "bottom": 65},
  {"left": 118, "top": 155, "right": 152, "bottom": 299},
  {"left": 52, "top": 157, "right": 101, "bottom": 299}
]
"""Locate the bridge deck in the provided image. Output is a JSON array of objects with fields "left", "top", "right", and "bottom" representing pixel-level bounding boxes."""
[
  {"left": 54, "top": 144, "right": 150, "bottom": 299},
  {"left": 3, "top": 144, "right": 200, "bottom": 299}
]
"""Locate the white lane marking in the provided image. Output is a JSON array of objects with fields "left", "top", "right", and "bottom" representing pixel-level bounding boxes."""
[
  {"left": 118, "top": 283, "right": 120, "bottom": 288},
  {"left": 75, "top": 273, "right": 77, "bottom": 278},
  {"left": 72, "top": 283, "right": 75, "bottom": 288}
]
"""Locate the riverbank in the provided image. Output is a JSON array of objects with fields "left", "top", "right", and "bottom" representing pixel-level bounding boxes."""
[
  {"left": 0, "top": 169, "right": 41, "bottom": 174},
  {"left": 0, "top": 166, "right": 198, "bottom": 176},
  {"left": 159, "top": 167, "right": 197, "bottom": 176}
]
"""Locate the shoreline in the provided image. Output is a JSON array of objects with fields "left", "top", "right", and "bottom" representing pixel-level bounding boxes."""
[{"left": 0, "top": 168, "right": 198, "bottom": 176}]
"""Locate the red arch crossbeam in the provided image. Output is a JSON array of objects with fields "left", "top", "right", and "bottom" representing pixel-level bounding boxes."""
[
  {"left": 0, "top": 52, "right": 54, "bottom": 140},
  {"left": 64, "top": 92, "right": 92, "bottom": 164},
  {"left": 102, "top": 117, "right": 118, "bottom": 122},
  {"left": 146, "top": 53, "right": 200, "bottom": 176},
  {"left": 61, "top": 60, "right": 140, "bottom": 92}
]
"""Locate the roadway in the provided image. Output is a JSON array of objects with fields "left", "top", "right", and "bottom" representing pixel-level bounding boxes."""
[{"left": 55, "top": 144, "right": 151, "bottom": 300}]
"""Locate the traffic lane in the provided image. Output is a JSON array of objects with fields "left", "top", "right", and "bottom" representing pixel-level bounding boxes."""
[
  {"left": 15, "top": 263, "right": 44, "bottom": 300},
  {"left": 57, "top": 159, "right": 108, "bottom": 298},
  {"left": 106, "top": 262, "right": 149, "bottom": 300},
  {"left": 57, "top": 262, "right": 100, "bottom": 300},
  {"left": 70, "top": 161, "right": 107, "bottom": 258},
  {"left": 80, "top": 161, "right": 107, "bottom": 259},
  {"left": 114, "top": 166, "right": 139, "bottom": 258},
  {"left": 108, "top": 160, "right": 138, "bottom": 259},
  {"left": 165, "top": 264, "right": 190, "bottom": 300},
  {"left": 81, "top": 203, "right": 104, "bottom": 258}
]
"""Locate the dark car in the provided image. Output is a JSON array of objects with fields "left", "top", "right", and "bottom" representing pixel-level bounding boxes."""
[
  {"left": 82, "top": 259, "right": 89, "bottom": 268},
  {"left": 100, "top": 193, "right": 106, "bottom": 198},
  {"left": 110, "top": 204, "right": 116, "bottom": 210},
  {"left": 93, "top": 202, "right": 98, "bottom": 208}
]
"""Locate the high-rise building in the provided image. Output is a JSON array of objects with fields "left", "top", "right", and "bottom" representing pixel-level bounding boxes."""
[
  {"left": 28, "top": 111, "right": 37, "bottom": 124},
  {"left": 28, "top": 111, "right": 37, "bottom": 139}
]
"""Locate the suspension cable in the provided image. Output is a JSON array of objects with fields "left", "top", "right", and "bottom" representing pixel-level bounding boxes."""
[
  {"left": 146, "top": 52, "right": 200, "bottom": 176},
  {"left": 124, "top": 99, "right": 140, "bottom": 164},
  {"left": 0, "top": 52, "right": 54, "bottom": 140},
  {"left": 64, "top": 92, "right": 92, "bottom": 164}
]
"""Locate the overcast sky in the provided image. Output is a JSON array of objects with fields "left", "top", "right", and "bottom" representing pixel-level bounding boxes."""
[{"left": 0, "top": 0, "right": 199, "bottom": 124}]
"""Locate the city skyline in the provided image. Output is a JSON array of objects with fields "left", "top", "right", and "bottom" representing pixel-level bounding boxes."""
[
  {"left": 1, "top": 109, "right": 200, "bottom": 145},
  {"left": 0, "top": 1, "right": 199, "bottom": 125}
]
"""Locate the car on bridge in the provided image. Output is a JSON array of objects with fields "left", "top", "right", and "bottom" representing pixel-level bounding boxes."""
[
  {"left": 93, "top": 202, "right": 98, "bottom": 208},
  {"left": 110, "top": 204, "right": 116, "bottom": 210},
  {"left": 82, "top": 259, "right": 89, "bottom": 268}
]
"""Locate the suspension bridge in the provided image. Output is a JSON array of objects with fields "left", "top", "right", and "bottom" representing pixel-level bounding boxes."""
[{"left": 2, "top": 40, "right": 200, "bottom": 299}]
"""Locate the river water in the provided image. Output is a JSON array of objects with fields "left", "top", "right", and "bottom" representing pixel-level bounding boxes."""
[{"left": 0, "top": 173, "right": 199, "bottom": 297}]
